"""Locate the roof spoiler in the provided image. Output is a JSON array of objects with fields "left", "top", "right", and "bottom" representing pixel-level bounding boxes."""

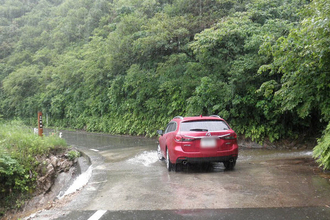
[
  {"left": 209, "top": 115, "right": 222, "bottom": 118},
  {"left": 173, "top": 115, "right": 222, "bottom": 119}
]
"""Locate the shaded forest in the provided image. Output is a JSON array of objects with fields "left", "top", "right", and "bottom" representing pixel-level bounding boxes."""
[{"left": 0, "top": 0, "right": 329, "bottom": 167}]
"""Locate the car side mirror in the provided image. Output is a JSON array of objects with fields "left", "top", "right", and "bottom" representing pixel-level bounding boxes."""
[{"left": 157, "top": 130, "right": 163, "bottom": 136}]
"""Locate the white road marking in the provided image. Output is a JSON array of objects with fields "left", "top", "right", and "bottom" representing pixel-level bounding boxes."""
[
  {"left": 90, "top": 149, "right": 99, "bottom": 152},
  {"left": 88, "top": 210, "right": 107, "bottom": 220}
]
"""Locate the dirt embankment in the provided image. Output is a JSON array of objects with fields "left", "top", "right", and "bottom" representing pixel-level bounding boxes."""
[{"left": 1, "top": 150, "right": 82, "bottom": 220}]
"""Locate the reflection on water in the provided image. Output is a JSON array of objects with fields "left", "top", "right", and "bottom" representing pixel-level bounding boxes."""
[
  {"left": 238, "top": 148, "right": 313, "bottom": 162},
  {"left": 55, "top": 130, "right": 157, "bottom": 151}
]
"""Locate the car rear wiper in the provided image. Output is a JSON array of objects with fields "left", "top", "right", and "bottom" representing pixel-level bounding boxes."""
[{"left": 190, "top": 128, "right": 208, "bottom": 132}]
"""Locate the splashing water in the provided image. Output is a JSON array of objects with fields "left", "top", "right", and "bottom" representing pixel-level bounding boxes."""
[
  {"left": 57, "top": 165, "right": 93, "bottom": 199},
  {"left": 127, "top": 151, "right": 158, "bottom": 167}
]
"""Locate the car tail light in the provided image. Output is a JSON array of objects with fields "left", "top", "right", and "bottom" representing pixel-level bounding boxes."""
[
  {"left": 175, "top": 135, "right": 195, "bottom": 142},
  {"left": 222, "top": 133, "right": 237, "bottom": 140}
]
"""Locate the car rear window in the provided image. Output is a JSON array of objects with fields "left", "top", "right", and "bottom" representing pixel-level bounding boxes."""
[{"left": 180, "top": 120, "right": 229, "bottom": 132}]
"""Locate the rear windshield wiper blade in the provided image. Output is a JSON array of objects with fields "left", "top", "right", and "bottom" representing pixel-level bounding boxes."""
[{"left": 190, "top": 128, "right": 208, "bottom": 132}]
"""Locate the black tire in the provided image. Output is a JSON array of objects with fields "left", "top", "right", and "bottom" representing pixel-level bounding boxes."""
[
  {"left": 157, "top": 145, "right": 165, "bottom": 161},
  {"left": 224, "top": 160, "right": 236, "bottom": 170},
  {"left": 166, "top": 148, "right": 174, "bottom": 171}
]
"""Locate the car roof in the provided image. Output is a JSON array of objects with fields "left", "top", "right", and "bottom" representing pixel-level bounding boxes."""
[{"left": 172, "top": 115, "right": 223, "bottom": 122}]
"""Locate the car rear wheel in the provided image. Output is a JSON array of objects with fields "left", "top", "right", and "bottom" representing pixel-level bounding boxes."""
[
  {"left": 157, "top": 145, "right": 164, "bottom": 161},
  {"left": 224, "top": 159, "right": 236, "bottom": 170},
  {"left": 166, "top": 148, "right": 174, "bottom": 171}
]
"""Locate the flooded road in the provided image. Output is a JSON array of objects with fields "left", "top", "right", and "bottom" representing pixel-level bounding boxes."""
[
  {"left": 31, "top": 130, "right": 330, "bottom": 219},
  {"left": 58, "top": 131, "right": 330, "bottom": 211}
]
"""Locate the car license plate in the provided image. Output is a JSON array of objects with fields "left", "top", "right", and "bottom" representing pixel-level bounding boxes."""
[{"left": 201, "top": 138, "right": 216, "bottom": 148}]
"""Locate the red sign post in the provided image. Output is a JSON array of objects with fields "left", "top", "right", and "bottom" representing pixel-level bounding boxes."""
[{"left": 38, "top": 111, "right": 43, "bottom": 137}]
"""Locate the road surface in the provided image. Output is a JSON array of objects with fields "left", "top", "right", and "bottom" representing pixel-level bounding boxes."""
[{"left": 27, "top": 130, "right": 330, "bottom": 220}]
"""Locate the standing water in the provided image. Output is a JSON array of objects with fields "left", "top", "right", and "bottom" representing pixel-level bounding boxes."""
[{"left": 51, "top": 130, "right": 330, "bottom": 211}]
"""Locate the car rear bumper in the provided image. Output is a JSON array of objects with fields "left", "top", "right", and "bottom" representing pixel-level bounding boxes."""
[
  {"left": 176, "top": 155, "right": 238, "bottom": 164},
  {"left": 172, "top": 145, "right": 238, "bottom": 164}
]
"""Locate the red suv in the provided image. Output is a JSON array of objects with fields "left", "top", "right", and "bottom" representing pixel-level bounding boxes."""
[{"left": 157, "top": 115, "right": 238, "bottom": 171}]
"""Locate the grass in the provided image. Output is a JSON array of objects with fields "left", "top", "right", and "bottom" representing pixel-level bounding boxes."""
[{"left": 0, "top": 120, "right": 68, "bottom": 215}]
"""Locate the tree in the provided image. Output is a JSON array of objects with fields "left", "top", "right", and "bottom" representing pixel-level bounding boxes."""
[
  {"left": 258, "top": 0, "right": 330, "bottom": 167},
  {"left": 2, "top": 65, "right": 40, "bottom": 117},
  {"left": 259, "top": 0, "right": 330, "bottom": 128}
]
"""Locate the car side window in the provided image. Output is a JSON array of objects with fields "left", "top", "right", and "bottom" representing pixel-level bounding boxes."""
[
  {"left": 165, "top": 123, "right": 171, "bottom": 134},
  {"left": 171, "top": 123, "right": 177, "bottom": 132},
  {"left": 165, "top": 122, "right": 177, "bottom": 134}
]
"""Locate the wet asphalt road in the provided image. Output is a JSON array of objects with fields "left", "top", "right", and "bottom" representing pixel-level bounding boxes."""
[
  {"left": 30, "top": 130, "right": 330, "bottom": 220},
  {"left": 51, "top": 207, "right": 330, "bottom": 220}
]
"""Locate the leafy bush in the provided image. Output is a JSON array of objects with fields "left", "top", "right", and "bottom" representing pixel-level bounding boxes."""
[
  {"left": 313, "top": 122, "right": 330, "bottom": 170},
  {"left": 0, "top": 153, "right": 25, "bottom": 195},
  {"left": 67, "top": 150, "right": 80, "bottom": 161},
  {"left": 0, "top": 121, "right": 68, "bottom": 211}
]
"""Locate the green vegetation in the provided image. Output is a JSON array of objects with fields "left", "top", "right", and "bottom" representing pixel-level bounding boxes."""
[
  {"left": 67, "top": 150, "right": 81, "bottom": 161},
  {"left": 314, "top": 124, "right": 330, "bottom": 170},
  {"left": 257, "top": 0, "right": 330, "bottom": 168},
  {"left": 0, "top": 121, "right": 67, "bottom": 212},
  {"left": 0, "top": 0, "right": 329, "bottom": 169}
]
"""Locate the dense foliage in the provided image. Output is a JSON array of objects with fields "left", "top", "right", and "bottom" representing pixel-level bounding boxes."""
[
  {"left": 0, "top": 0, "right": 329, "bottom": 168},
  {"left": 258, "top": 0, "right": 330, "bottom": 168},
  {"left": 0, "top": 121, "right": 67, "bottom": 212}
]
